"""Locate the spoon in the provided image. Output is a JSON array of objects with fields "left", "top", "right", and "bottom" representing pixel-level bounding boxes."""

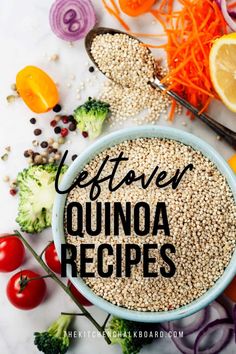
[{"left": 85, "top": 27, "right": 236, "bottom": 149}]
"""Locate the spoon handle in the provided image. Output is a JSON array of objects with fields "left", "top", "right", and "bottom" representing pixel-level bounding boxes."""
[{"left": 151, "top": 78, "right": 236, "bottom": 149}]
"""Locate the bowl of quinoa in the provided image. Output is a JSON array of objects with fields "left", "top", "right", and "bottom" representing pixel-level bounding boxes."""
[{"left": 52, "top": 126, "right": 236, "bottom": 322}]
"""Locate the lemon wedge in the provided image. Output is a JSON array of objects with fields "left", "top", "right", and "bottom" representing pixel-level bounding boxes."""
[{"left": 210, "top": 33, "right": 236, "bottom": 112}]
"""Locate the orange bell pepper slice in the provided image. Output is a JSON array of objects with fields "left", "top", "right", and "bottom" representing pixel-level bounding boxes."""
[{"left": 16, "top": 66, "right": 59, "bottom": 114}]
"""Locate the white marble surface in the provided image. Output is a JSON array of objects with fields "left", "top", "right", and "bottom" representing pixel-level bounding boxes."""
[{"left": 0, "top": 0, "right": 236, "bottom": 353}]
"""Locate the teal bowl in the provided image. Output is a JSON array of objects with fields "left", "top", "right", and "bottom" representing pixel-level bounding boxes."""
[{"left": 52, "top": 126, "right": 236, "bottom": 323}]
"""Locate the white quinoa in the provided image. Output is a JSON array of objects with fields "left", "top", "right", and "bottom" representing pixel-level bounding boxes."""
[
  {"left": 100, "top": 78, "right": 172, "bottom": 126},
  {"left": 91, "top": 33, "right": 156, "bottom": 88},
  {"left": 65, "top": 138, "right": 236, "bottom": 312},
  {"left": 91, "top": 33, "right": 180, "bottom": 124}
]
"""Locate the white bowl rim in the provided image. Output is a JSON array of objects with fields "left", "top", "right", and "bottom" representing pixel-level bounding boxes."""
[{"left": 52, "top": 125, "right": 236, "bottom": 323}]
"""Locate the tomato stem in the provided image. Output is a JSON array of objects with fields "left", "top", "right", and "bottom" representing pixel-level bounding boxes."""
[
  {"left": 61, "top": 312, "right": 86, "bottom": 316},
  {"left": 39, "top": 241, "right": 53, "bottom": 259},
  {"left": 102, "top": 314, "right": 111, "bottom": 330},
  {"left": 19, "top": 274, "right": 52, "bottom": 292},
  {"left": 13, "top": 230, "right": 111, "bottom": 345}
]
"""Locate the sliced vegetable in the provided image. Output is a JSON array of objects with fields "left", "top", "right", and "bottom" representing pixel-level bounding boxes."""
[
  {"left": 194, "top": 319, "right": 234, "bottom": 354},
  {"left": 168, "top": 307, "right": 209, "bottom": 336},
  {"left": 228, "top": 154, "right": 236, "bottom": 173},
  {"left": 210, "top": 33, "right": 236, "bottom": 112},
  {"left": 233, "top": 305, "right": 236, "bottom": 342},
  {"left": 119, "top": 0, "right": 156, "bottom": 17},
  {"left": 16, "top": 164, "right": 67, "bottom": 234},
  {"left": 16, "top": 66, "right": 59, "bottom": 113},
  {"left": 219, "top": 0, "right": 236, "bottom": 31},
  {"left": 224, "top": 276, "right": 236, "bottom": 301},
  {"left": 7, "top": 270, "right": 46, "bottom": 310},
  {"left": 0, "top": 234, "right": 25, "bottom": 272},
  {"left": 49, "top": 0, "right": 96, "bottom": 41},
  {"left": 161, "top": 0, "right": 227, "bottom": 118},
  {"left": 165, "top": 301, "right": 231, "bottom": 354}
]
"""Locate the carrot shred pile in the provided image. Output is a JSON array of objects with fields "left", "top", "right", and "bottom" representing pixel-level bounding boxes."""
[
  {"left": 101, "top": 0, "right": 228, "bottom": 120},
  {"left": 161, "top": 0, "right": 227, "bottom": 118}
]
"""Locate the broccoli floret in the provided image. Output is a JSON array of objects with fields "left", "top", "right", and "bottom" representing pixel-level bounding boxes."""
[
  {"left": 107, "top": 317, "right": 157, "bottom": 354},
  {"left": 74, "top": 97, "right": 110, "bottom": 139},
  {"left": 16, "top": 164, "right": 67, "bottom": 233},
  {"left": 34, "top": 314, "right": 74, "bottom": 354}
]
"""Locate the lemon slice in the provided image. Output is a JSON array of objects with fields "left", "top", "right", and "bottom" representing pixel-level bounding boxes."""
[{"left": 210, "top": 33, "right": 236, "bottom": 112}]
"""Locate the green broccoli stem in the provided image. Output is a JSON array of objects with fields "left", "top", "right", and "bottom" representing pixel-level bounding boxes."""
[
  {"left": 13, "top": 230, "right": 111, "bottom": 345},
  {"left": 49, "top": 314, "right": 74, "bottom": 338}
]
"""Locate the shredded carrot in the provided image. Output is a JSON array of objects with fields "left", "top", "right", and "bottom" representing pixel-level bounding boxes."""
[
  {"left": 141, "top": 43, "right": 167, "bottom": 48},
  {"left": 150, "top": 9, "right": 168, "bottom": 31},
  {"left": 102, "top": 0, "right": 130, "bottom": 31},
  {"left": 169, "top": 100, "right": 176, "bottom": 120},
  {"left": 161, "top": 0, "right": 227, "bottom": 118},
  {"left": 228, "top": 1, "right": 236, "bottom": 10},
  {"left": 110, "top": 0, "right": 120, "bottom": 14},
  {"left": 101, "top": 0, "right": 227, "bottom": 120},
  {"left": 130, "top": 32, "right": 166, "bottom": 38},
  {"left": 198, "top": 97, "right": 211, "bottom": 115}
]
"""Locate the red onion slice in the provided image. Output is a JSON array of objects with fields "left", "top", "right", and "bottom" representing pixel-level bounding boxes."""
[
  {"left": 220, "top": 0, "right": 236, "bottom": 31},
  {"left": 194, "top": 319, "right": 234, "bottom": 354},
  {"left": 49, "top": 0, "right": 96, "bottom": 41},
  {"left": 168, "top": 307, "right": 209, "bottom": 336},
  {"left": 233, "top": 305, "right": 236, "bottom": 342},
  {"left": 168, "top": 301, "right": 230, "bottom": 354}
]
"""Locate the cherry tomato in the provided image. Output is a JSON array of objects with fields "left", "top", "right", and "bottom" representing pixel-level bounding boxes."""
[
  {"left": 224, "top": 276, "right": 236, "bottom": 302},
  {"left": 45, "top": 242, "right": 61, "bottom": 274},
  {"left": 16, "top": 66, "right": 59, "bottom": 113},
  {"left": 68, "top": 281, "right": 92, "bottom": 306},
  {"left": 7, "top": 270, "right": 46, "bottom": 310},
  {"left": 0, "top": 235, "right": 25, "bottom": 272}
]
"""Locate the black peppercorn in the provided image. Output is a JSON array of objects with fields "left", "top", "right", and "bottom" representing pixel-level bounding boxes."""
[
  {"left": 40, "top": 141, "right": 48, "bottom": 149},
  {"left": 54, "top": 126, "right": 61, "bottom": 134},
  {"left": 69, "top": 122, "right": 77, "bottom": 131},
  {"left": 30, "top": 118, "right": 36, "bottom": 124},
  {"left": 89, "top": 66, "right": 95, "bottom": 73},
  {"left": 24, "top": 150, "right": 31, "bottom": 158},
  {"left": 68, "top": 115, "right": 75, "bottom": 122},
  {"left": 53, "top": 104, "right": 62, "bottom": 113},
  {"left": 34, "top": 129, "right": 42, "bottom": 136}
]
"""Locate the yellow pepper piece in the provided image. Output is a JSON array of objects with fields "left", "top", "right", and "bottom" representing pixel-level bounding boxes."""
[
  {"left": 228, "top": 154, "right": 236, "bottom": 173},
  {"left": 16, "top": 66, "right": 59, "bottom": 113}
]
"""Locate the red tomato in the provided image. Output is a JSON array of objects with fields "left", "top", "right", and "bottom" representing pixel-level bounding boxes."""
[
  {"left": 224, "top": 276, "right": 236, "bottom": 302},
  {"left": 68, "top": 281, "right": 92, "bottom": 306},
  {"left": 0, "top": 234, "right": 25, "bottom": 272},
  {"left": 45, "top": 242, "right": 61, "bottom": 274},
  {"left": 7, "top": 270, "right": 46, "bottom": 310}
]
